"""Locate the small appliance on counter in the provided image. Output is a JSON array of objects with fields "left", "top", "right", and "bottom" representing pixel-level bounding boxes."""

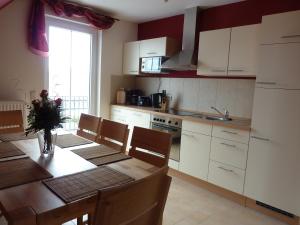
[
  {"left": 150, "top": 92, "right": 163, "bottom": 108},
  {"left": 126, "top": 89, "right": 144, "bottom": 105},
  {"left": 137, "top": 96, "right": 151, "bottom": 107}
]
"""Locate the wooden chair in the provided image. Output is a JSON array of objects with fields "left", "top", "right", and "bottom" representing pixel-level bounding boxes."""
[
  {"left": 96, "top": 119, "right": 129, "bottom": 153},
  {"left": 129, "top": 126, "right": 172, "bottom": 168},
  {"left": 92, "top": 167, "right": 172, "bottom": 225},
  {"left": 0, "top": 110, "right": 24, "bottom": 134},
  {"left": 77, "top": 113, "right": 101, "bottom": 142}
]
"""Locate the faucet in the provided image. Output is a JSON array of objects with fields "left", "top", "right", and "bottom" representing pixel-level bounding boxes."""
[{"left": 211, "top": 106, "right": 230, "bottom": 120}]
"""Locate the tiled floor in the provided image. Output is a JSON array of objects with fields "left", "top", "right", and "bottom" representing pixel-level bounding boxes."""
[{"left": 0, "top": 174, "right": 286, "bottom": 225}]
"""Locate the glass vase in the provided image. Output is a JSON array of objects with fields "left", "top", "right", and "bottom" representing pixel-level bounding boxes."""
[{"left": 37, "top": 129, "right": 57, "bottom": 156}]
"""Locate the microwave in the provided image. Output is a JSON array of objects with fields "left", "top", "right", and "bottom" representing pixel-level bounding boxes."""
[{"left": 141, "top": 57, "right": 168, "bottom": 73}]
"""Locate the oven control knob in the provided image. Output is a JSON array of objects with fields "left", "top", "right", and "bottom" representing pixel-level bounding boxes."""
[
  {"left": 168, "top": 120, "right": 171, "bottom": 124},
  {"left": 162, "top": 120, "right": 165, "bottom": 122},
  {"left": 175, "top": 122, "right": 178, "bottom": 125}
]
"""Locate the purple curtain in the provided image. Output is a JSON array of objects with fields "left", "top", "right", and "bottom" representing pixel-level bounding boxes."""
[
  {"left": 28, "top": 0, "right": 116, "bottom": 56},
  {"left": 0, "top": 0, "right": 13, "bottom": 9}
]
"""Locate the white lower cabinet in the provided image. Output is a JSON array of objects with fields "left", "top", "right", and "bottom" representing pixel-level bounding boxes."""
[
  {"left": 208, "top": 160, "right": 245, "bottom": 194},
  {"left": 179, "top": 130, "right": 211, "bottom": 180}
]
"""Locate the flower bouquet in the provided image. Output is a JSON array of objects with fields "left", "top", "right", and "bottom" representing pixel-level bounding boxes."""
[{"left": 26, "top": 90, "right": 68, "bottom": 155}]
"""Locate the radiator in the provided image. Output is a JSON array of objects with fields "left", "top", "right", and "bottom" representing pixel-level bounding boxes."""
[{"left": 0, "top": 101, "right": 28, "bottom": 127}]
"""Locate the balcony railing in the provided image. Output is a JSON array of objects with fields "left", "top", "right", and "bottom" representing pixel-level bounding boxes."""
[{"left": 53, "top": 96, "right": 89, "bottom": 131}]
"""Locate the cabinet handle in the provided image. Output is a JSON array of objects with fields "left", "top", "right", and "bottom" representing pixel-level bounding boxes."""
[
  {"left": 228, "top": 69, "right": 245, "bottom": 72},
  {"left": 130, "top": 70, "right": 138, "bottom": 73},
  {"left": 182, "top": 133, "right": 195, "bottom": 139},
  {"left": 251, "top": 136, "right": 270, "bottom": 142},
  {"left": 147, "top": 52, "right": 158, "bottom": 55},
  {"left": 220, "top": 142, "right": 237, "bottom": 149},
  {"left": 281, "top": 35, "right": 300, "bottom": 39},
  {"left": 256, "top": 81, "right": 277, "bottom": 85},
  {"left": 211, "top": 69, "right": 226, "bottom": 72},
  {"left": 222, "top": 130, "right": 238, "bottom": 135},
  {"left": 218, "top": 166, "right": 235, "bottom": 173}
]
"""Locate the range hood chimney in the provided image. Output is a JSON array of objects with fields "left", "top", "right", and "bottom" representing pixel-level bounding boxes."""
[{"left": 161, "top": 7, "right": 200, "bottom": 71}]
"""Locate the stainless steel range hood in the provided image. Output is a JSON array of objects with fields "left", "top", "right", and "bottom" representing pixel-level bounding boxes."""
[{"left": 161, "top": 7, "right": 200, "bottom": 71}]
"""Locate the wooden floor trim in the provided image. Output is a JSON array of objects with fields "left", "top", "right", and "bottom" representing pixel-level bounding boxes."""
[
  {"left": 168, "top": 168, "right": 246, "bottom": 206},
  {"left": 169, "top": 168, "right": 299, "bottom": 225}
]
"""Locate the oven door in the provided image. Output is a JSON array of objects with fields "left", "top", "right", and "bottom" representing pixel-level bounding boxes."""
[{"left": 151, "top": 122, "right": 181, "bottom": 162}]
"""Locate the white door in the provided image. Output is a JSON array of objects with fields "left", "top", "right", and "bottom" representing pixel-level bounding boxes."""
[
  {"left": 228, "top": 24, "right": 259, "bottom": 77},
  {"left": 245, "top": 88, "right": 300, "bottom": 215},
  {"left": 46, "top": 17, "right": 98, "bottom": 130},
  {"left": 180, "top": 131, "right": 211, "bottom": 180},
  {"left": 197, "top": 28, "right": 231, "bottom": 76},
  {"left": 256, "top": 43, "right": 300, "bottom": 90}
]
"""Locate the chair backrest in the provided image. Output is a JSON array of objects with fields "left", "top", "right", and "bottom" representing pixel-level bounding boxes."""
[
  {"left": 77, "top": 113, "right": 101, "bottom": 141},
  {"left": 129, "top": 126, "right": 172, "bottom": 168},
  {"left": 93, "top": 167, "right": 171, "bottom": 225},
  {"left": 0, "top": 110, "right": 24, "bottom": 134},
  {"left": 97, "top": 119, "right": 129, "bottom": 152}
]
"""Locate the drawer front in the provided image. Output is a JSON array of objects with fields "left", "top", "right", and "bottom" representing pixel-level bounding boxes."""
[
  {"left": 110, "top": 113, "right": 127, "bottom": 124},
  {"left": 210, "top": 137, "right": 248, "bottom": 169},
  {"left": 182, "top": 120, "right": 212, "bottom": 136},
  {"left": 208, "top": 160, "right": 245, "bottom": 194},
  {"left": 212, "top": 126, "right": 249, "bottom": 144},
  {"left": 128, "top": 111, "right": 151, "bottom": 128}
]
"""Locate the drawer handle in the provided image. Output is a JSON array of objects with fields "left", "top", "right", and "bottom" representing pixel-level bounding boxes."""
[
  {"left": 218, "top": 166, "right": 235, "bottom": 173},
  {"left": 130, "top": 70, "right": 138, "bottom": 73},
  {"left": 222, "top": 130, "right": 238, "bottom": 135},
  {"left": 228, "top": 69, "right": 245, "bottom": 72},
  {"left": 147, "top": 52, "right": 158, "bottom": 55},
  {"left": 256, "top": 81, "right": 277, "bottom": 85},
  {"left": 251, "top": 136, "right": 270, "bottom": 142},
  {"left": 220, "top": 142, "right": 237, "bottom": 149},
  {"left": 281, "top": 35, "right": 300, "bottom": 39},
  {"left": 211, "top": 69, "right": 226, "bottom": 72},
  {"left": 182, "top": 133, "right": 195, "bottom": 139}
]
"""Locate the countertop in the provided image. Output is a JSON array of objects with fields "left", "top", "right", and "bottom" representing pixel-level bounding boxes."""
[{"left": 111, "top": 104, "right": 252, "bottom": 131}]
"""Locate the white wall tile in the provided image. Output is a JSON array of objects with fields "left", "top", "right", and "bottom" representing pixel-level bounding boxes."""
[{"left": 135, "top": 78, "right": 255, "bottom": 119}]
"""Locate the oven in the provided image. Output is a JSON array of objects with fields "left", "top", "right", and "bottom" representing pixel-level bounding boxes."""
[{"left": 150, "top": 115, "right": 182, "bottom": 162}]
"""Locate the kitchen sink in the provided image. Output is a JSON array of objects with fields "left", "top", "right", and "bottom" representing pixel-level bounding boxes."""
[{"left": 191, "top": 114, "right": 232, "bottom": 121}]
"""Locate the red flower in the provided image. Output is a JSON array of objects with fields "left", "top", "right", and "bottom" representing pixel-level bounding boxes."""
[
  {"left": 55, "top": 98, "right": 62, "bottom": 106},
  {"left": 40, "top": 90, "right": 49, "bottom": 98}
]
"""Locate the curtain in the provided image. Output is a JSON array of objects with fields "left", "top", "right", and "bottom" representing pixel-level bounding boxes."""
[
  {"left": 29, "top": 0, "right": 116, "bottom": 56},
  {"left": 0, "top": 0, "right": 12, "bottom": 9}
]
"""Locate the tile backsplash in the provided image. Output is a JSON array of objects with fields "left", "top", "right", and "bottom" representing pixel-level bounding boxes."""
[{"left": 136, "top": 77, "right": 255, "bottom": 119}]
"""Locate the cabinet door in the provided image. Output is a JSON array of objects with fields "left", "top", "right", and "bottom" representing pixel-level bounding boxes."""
[
  {"left": 123, "top": 41, "right": 140, "bottom": 75},
  {"left": 179, "top": 131, "right": 211, "bottom": 180},
  {"left": 228, "top": 24, "right": 259, "bottom": 77},
  {"left": 197, "top": 28, "right": 231, "bottom": 76},
  {"left": 260, "top": 10, "right": 300, "bottom": 44},
  {"left": 128, "top": 111, "right": 150, "bottom": 129},
  {"left": 140, "top": 37, "right": 167, "bottom": 57},
  {"left": 256, "top": 43, "right": 300, "bottom": 90},
  {"left": 245, "top": 88, "right": 300, "bottom": 215}
]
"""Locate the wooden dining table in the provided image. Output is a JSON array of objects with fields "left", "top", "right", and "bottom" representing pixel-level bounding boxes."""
[{"left": 0, "top": 136, "right": 159, "bottom": 225}]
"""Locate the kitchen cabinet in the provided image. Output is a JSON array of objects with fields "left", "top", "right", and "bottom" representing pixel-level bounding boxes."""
[
  {"left": 208, "top": 160, "right": 245, "bottom": 194},
  {"left": 228, "top": 25, "right": 259, "bottom": 77},
  {"left": 139, "top": 37, "right": 180, "bottom": 58},
  {"left": 197, "top": 25, "right": 259, "bottom": 77},
  {"left": 212, "top": 126, "right": 250, "bottom": 144},
  {"left": 123, "top": 41, "right": 140, "bottom": 75},
  {"left": 245, "top": 88, "right": 300, "bottom": 215},
  {"left": 256, "top": 43, "right": 300, "bottom": 90},
  {"left": 197, "top": 28, "right": 231, "bottom": 76},
  {"left": 260, "top": 10, "right": 300, "bottom": 45},
  {"left": 179, "top": 121, "right": 212, "bottom": 180}
]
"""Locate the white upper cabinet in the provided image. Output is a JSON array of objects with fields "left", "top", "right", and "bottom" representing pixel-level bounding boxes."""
[
  {"left": 256, "top": 43, "right": 300, "bottom": 89},
  {"left": 228, "top": 24, "right": 259, "bottom": 77},
  {"left": 123, "top": 41, "right": 140, "bottom": 75},
  {"left": 245, "top": 88, "right": 300, "bottom": 215},
  {"left": 197, "top": 25, "right": 259, "bottom": 77},
  {"left": 139, "top": 37, "right": 180, "bottom": 58},
  {"left": 197, "top": 28, "right": 231, "bottom": 76},
  {"left": 260, "top": 10, "right": 300, "bottom": 44}
]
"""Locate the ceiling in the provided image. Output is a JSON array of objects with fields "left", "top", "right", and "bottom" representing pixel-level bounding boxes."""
[{"left": 71, "top": 0, "right": 245, "bottom": 23}]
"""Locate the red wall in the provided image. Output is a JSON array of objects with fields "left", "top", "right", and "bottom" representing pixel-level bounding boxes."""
[{"left": 138, "top": 0, "right": 300, "bottom": 43}]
